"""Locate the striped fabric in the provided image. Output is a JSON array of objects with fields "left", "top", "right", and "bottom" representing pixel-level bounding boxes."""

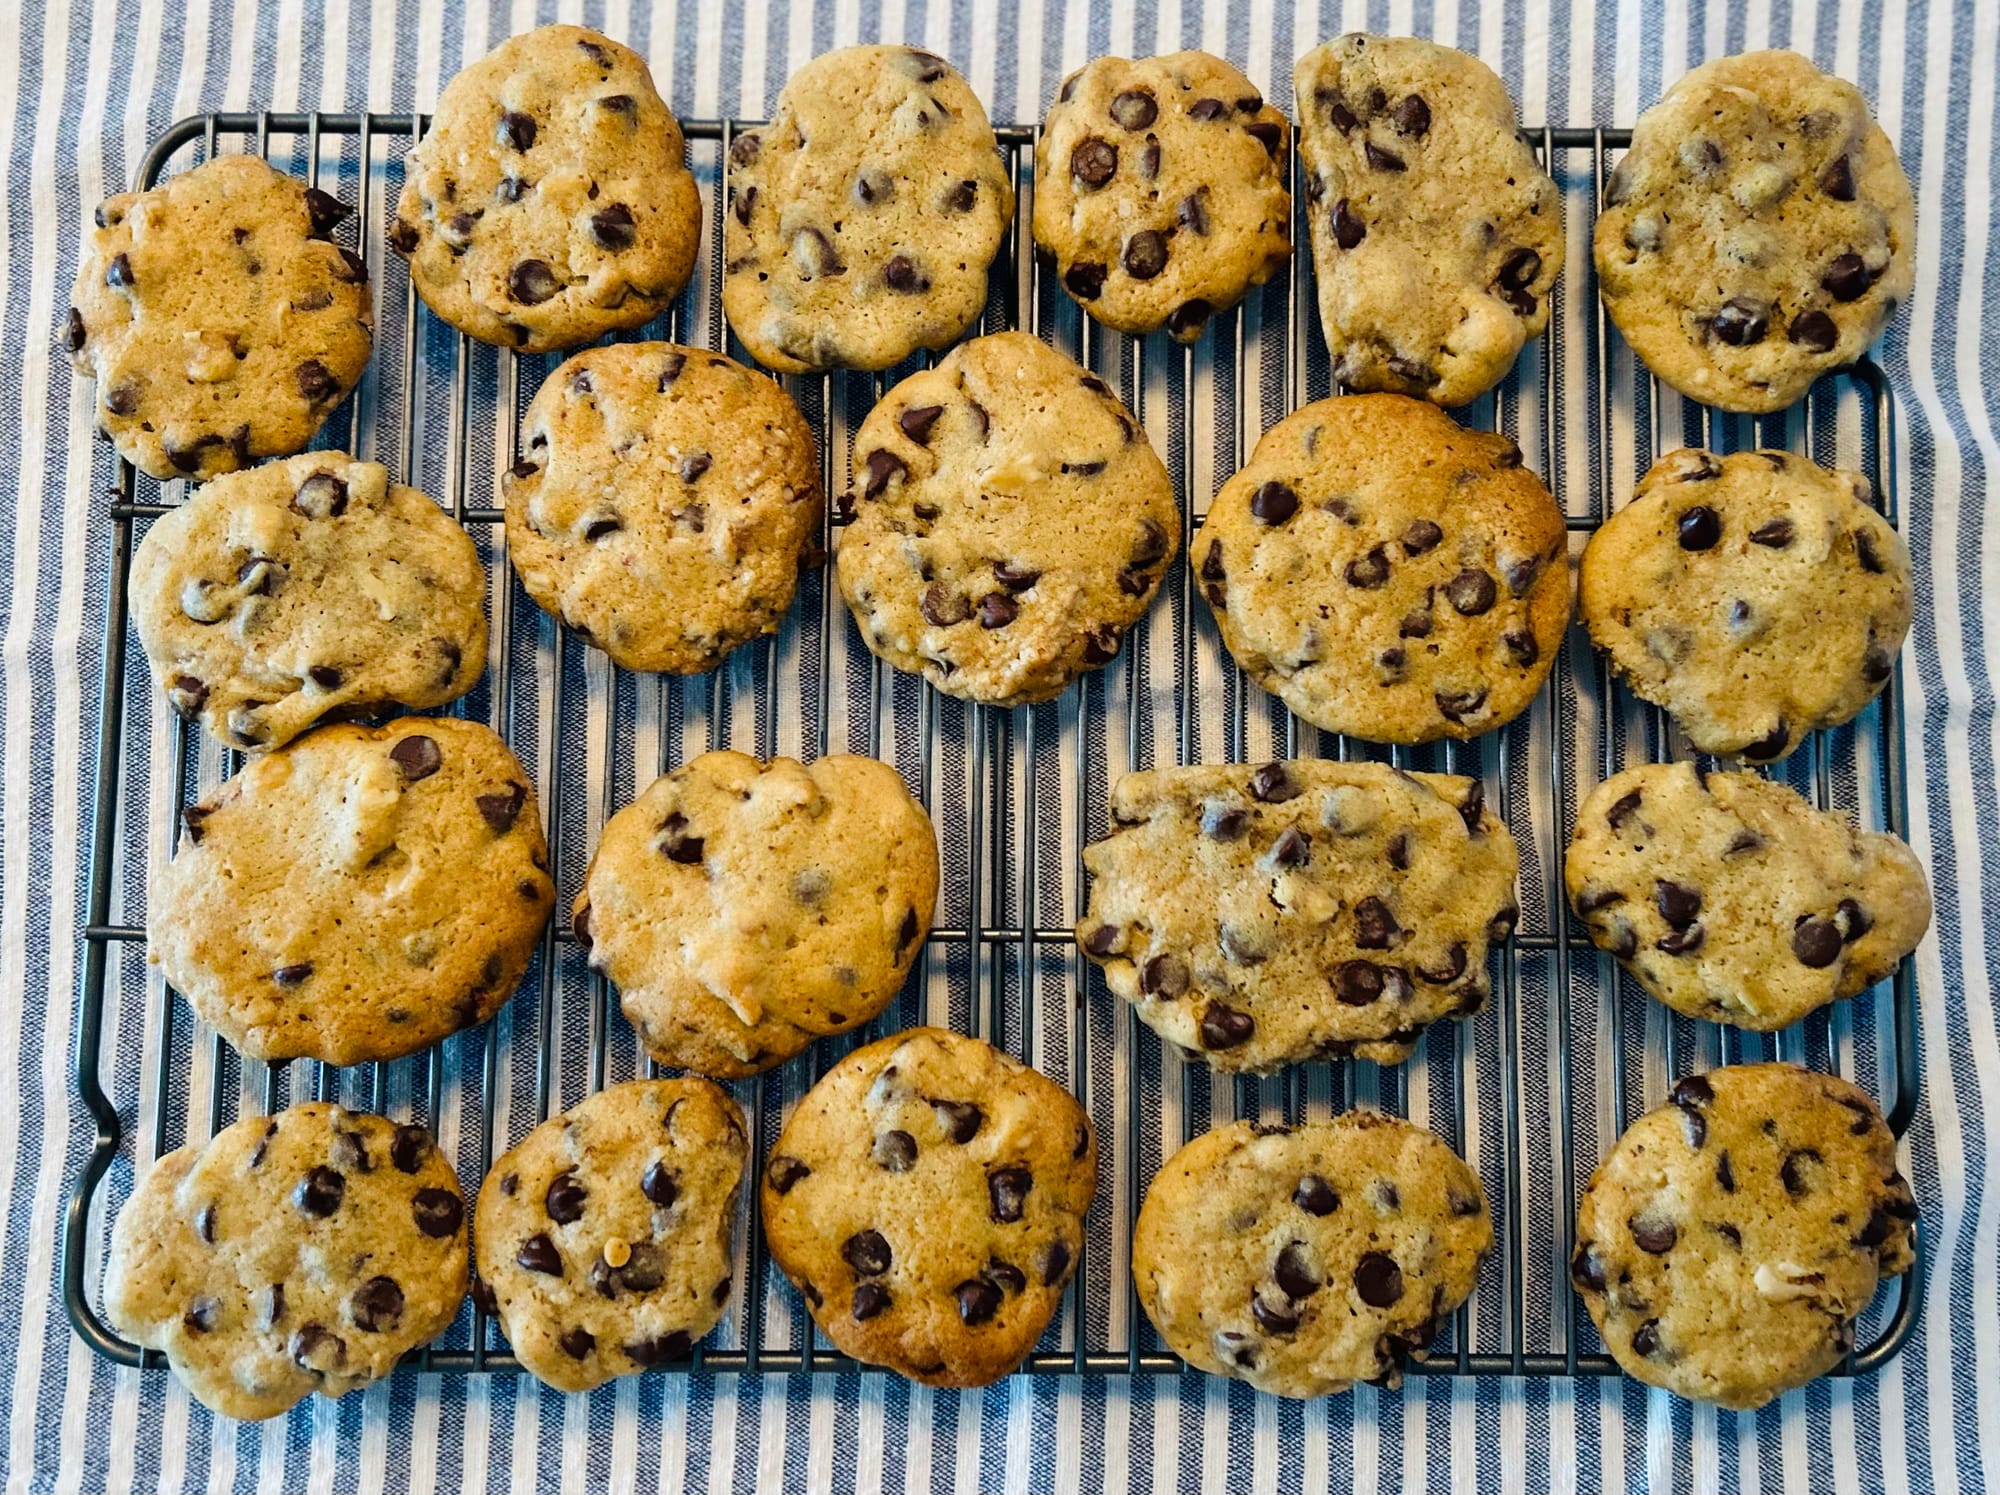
[{"left": 6, "top": 1, "right": 1997, "bottom": 1491}]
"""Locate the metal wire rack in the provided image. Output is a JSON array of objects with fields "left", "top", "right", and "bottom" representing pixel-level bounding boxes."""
[{"left": 66, "top": 108, "right": 1924, "bottom": 1385}]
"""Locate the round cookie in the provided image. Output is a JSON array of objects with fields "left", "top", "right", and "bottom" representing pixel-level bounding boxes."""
[
  {"left": 1571, "top": 1063, "right": 1917, "bottom": 1409},
  {"left": 1134, "top": 1112, "right": 1491, "bottom": 1397},
  {"left": 1035, "top": 51, "right": 1291, "bottom": 342},
  {"left": 760, "top": 1028, "right": 1097, "bottom": 1387},
  {"left": 474, "top": 1080, "right": 748, "bottom": 1391},
  {"left": 1079, "top": 761, "right": 1520, "bottom": 1071},
  {"left": 1581, "top": 447, "right": 1912, "bottom": 762},
  {"left": 1565, "top": 762, "right": 1931, "bottom": 1031},
  {"left": 1198, "top": 393, "right": 1570, "bottom": 743},
  {"left": 150, "top": 719, "right": 556, "bottom": 1065},
  {"left": 1293, "top": 35, "right": 1564, "bottom": 407},
  {"left": 104, "top": 1104, "right": 469, "bottom": 1421},
  {"left": 835, "top": 330, "right": 1179, "bottom": 705},
  {"left": 722, "top": 45, "right": 1015, "bottom": 373},
  {"left": 67, "top": 154, "right": 373, "bottom": 481},
  {"left": 391, "top": 25, "right": 701, "bottom": 353},
  {"left": 576, "top": 751, "right": 939, "bottom": 1078},
  {"left": 1595, "top": 50, "right": 1915, "bottom": 414},
  {"left": 503, "top": 344, "right": 823, "bottom": 673},
  {"left": 131, "top": 452, "right": 488, "bottom": 752}
]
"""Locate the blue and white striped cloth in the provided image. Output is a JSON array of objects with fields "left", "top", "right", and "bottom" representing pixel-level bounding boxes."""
[{"left": 6, "top": 2, "right": 1998, "bottom": 1491}]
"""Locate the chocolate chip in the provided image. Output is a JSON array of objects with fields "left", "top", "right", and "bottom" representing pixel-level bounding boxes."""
[
  {"left": 842, "top": 1229, "right": 892, "bottom": 1276},
  {"left": 1781, "top": 1148, "right": 1823, "bottom": 1197},
  {"left": 1333, "top": 959, "right": 1387, "bottom": 1005},
  {"left": 553, "top": 1326, "right": 595, "bottom": 1361},
  {"left": 272, "top": 962, "right": 313, "bottom": 988},
  {"left": 1063, "top": 261, "right": 1107, "bottom": 300},
  {"left": 1823, "top": 251, "right": 1870, "bottom": 303},
  {"left": 1446, "top": 569, "right": 1496, "bottom": 615},
  {"left": 1742, "top": 717, "right": 1790, "bottom": 760},
  {"left": 933, "top": 1101, "right": 983, "bottom": 1143},
  {"left": 1396, "top": 519, "right": 1443, "bottom": 557},
  {"left": 862, "top": 448, "right": 907, "bottom": 500},
  {"left": 1072, "top": 137, "right": 1117, "bottom": 188},
  {"left": 1656, "top": 924, "right": 1704, "bottom": 955},
  {"left": 1364, "top": 141, "right": 1406, "bottom": 172},
  {"left": 1855, "top": 527, "right": 1889, "bottom": 573},
  {"left": 625, "top": 1331, "right": 692, "bottom": 1367},
  {"left": 290, "top": 1323, "right": 346, "bottom": 1372},
  {"left": 1391, "top": 94, "right": 1431, "bottom": 136},
  {"left": 1836, "top": 898, "right": 1874, "bottom": 942},
  {"left": 476, "top": 782, "right": 527, "bottom": 834},
  {"left": 1632, "top": 1320, "right": 1663, "bottom": 1358},
  {"left": 1042, "top": 1241, "right": 1072, "bottom": 1286},
  {"left": 390, "top": 734, "right": 441, "bottom": 782},
  {"left": 1789, "top": 310, "right": 1839, "bottom": 353},
  {"left": 348, "top": 1275, "right": 405, "bottom": 1333},
  {"left": 677, "top": 452, "right": 712, "bottom": 485},
  {"left": 545, "top": 1169, "right": 587, "bottom": 1225},
  {"left": 295, "top": 1166, "right": 344, "bottom": 1217},
  {"left": 987, "top": 1167, "right": 1031, "bottom": 1223},
  {"left": 104, "top": 380, "right": 140, "bottom": 416},
  {"left": 498, "top": 111, "right": 536, "bottom": 150},
  {"left": 509, "top": 259, "right": 559, "bottom": 305},
  {"left": 897, "top": 907, "right": 921, "bottom": 955},
  {"left": 1862, "top": 645, "right": 1894, "bottom": 683},
  {"left": 1626, "top": 1211, "right": 1677, "bottom": 1253},
  {"left": 659, "top": 811, "right": 704, "bottom": 864},
  {"left": 850, "top": 1282, "right": 890, "bottom": 1321},
  {"left": 1354, "top": 1252, "right": 1403, "bottom": 1307},
  {"left": 884, "top": 255, "right": 930, "bottom": 293},
  {"left": 1123, "top": 229, "right": 1168, "bottom": 280},
  {"left": 1331, "top": 198, "right": 1366, "bottom": 249},
  {"left": 768, "top": 1156, "right": 810, "bottom": 1194},
  {"left": 1250, "top": 1293, "right": 1300, "bottom": 1335},
  {"left": 1294, "top": 1175, "right": 1337, "bottom": 1215},
  {"left": 590, "top": 203, "right": 636, "bottom": 250},
  {"left": 1110, "top": 90, "right": 1157, "bottom": 129},
  {"left": 1750, "top": 516, "right": 1794, "bottom": 547},
  {"left": 1275, "top": 1241, "right": 1321, "bottom": 1299},
  {"left": 106, "top": 252, "right": 134, "bottom": 290},
  {"left": 1353, "top": 896, "right": 1400, "bottom": 949},
  {"left": 1250, "top": 480, "right": 1298, "bottom": 525},
  {"left": 388, "top": 217, "right": 419, "bottom": 253},
  {"left": 1854, "top": 1208, "right": 1893, "bottom": 1248},
  {"left": 1819, "top": 154, "right": 1856, "bottom": 200},
  {"left": 1497, "top": 246, "right": 1541, "bottom": 295},
  {"left": 1244, "top": 762, "right": 1296, "bottom": 804},
  {"left": 495, "top": 176, "right": 528, "bottom": 204},
  {"left": 977, "top": 592, "right": 1018, "bottom": 629},
  {"left": 1654, "top": 881, "right": 1701, "bottom": 928},
  {"left": 1606, "top": 791, "right": 1643, "bottom": 830},
  {"left": 1416, "top": 942, "right": 1468, "bottom": 984},
  {"left": 1188, "top": 98, "right": 1228, "bottom": 122},
  {"left": 1792, "top": 915, "right": 1843, "bottom": 967},
  {"left": 1141, "top": 954, "right": 1189, "bottom": 997},
  {"left": 412, "top": 1187, "right": 463, "bottom": 1238},
  {"left": 193, "top": 1202, "right": 217, "bottom": 1243},
  {"left": 1711, "top": 297, "right": 1769, "bottom": 346},
  {"left": 1570, "top": 1245, "right": 1608, "bottom": 1292},
  {"left": 1199, "top": 1002, "right": 1255, "bottom": 1048},
  {"left": 872, "top": 1131, "right": 917, "bottom": 1173},
  {"left": 1245, "top": 120, "right": 1283, "bottom": 156},
  {"left": 390, "top": 1124, "right": 430, "bottom": 1174},
  {"left": 949, "top": 1278, "right": 1001, "bottom": 1326},
  {"left": 1177, "top": 192, "right": 1210, "bottom": 236},
  {"left": 898, "top": 404, "right": 945, "bottom": 445},
  {"left": 1083, "top": 924, "right": 1121, "bottom": 956},
  {"left": 290, "top": 471, "right": 348, "bottom": 520},
  {"left": 1158, "top": 298, "right": 1211, "bottom": 340},
  {"left": 182, "top": 1295, "right": 220, "bottom": 1333}
]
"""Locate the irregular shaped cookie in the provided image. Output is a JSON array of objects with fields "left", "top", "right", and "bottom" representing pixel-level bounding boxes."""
[
  {"left": 1572, "top": 1063, "right": 1916, "bottom": 1409},
  {"left": 1080, "top": 762, "right": 1519, "bottom": 1071},
  {"left": 1134, "top": 1112, "right": 1491, "bottom": 1397},
  {"left": 1294, "top": 35, "right": 1563, "bottom": 407},
  {"left": 504, "top": 344, "right": 823, "bottom": 673},
  {"left": 475, "top": 1080, "right": 747, "bottom": 1391},
  {"left": 577, "top": 751, "right": 939, "bottom": 1078},
  {"left": 1581, "top": 448, "right": 1911, "bottom": 761},
  {"left": 131, "top": 453, "right": 487, "bottom": 752},
  {"left": 1595, "top": 51, "right": 1915, "bottom": 413},
  {"left": 722, "top": 45, "right": 1014, "bottom": 372},
  {"left": 151, "top": 719, "right": 556, "bottom": 1064},
  {"left": 1198, "top": 393, "right": 1569, "bottom": 742},
  {"left": 760, "top": 1028, "right": 1096, "bottom": 1387},
  {"left": 104, "top": 1104, "right": 468, "bottom": 1420},
  {"left": 1565, "top": 763, "right": 1929, "bottom": 1030},
  {"left": 391, "top": 25, "right": 701, "bottom": 353},
  {"left": 1035, "top": 51, "right": 1291, "bottom": 342},
  {"left": 67, "top": 154, "right": 373, "bottom": 481},
  {"left": 836, "top": 331, "right": 1179, "bottom": 705}
]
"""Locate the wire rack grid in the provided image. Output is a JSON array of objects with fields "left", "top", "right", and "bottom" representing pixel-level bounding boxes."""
[{"left": 64, "top": 107, "right": 1923, "bottom": 1385}]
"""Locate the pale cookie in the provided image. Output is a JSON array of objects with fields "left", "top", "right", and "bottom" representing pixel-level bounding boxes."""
[
  {"left": 68, "top": 153, "right": 373, "bottom": 481},
  {"left": 131, "top": 452, "right": 487, "bottom": 752},
  {"left": 474, "top": 1079, "right": 748, "bottom": 1391},
  {"left": 723, "top": 45, "right": 1015, "bottom": 372},
  {"left": 1198, "top": 393, "right": 1570, "bottom": 743},
  {"left": 1036, "top": 51, "right": 1291, "bottom": 341},
  {"left": 104, "top": 1104, "right": 468, "bottom": 1421},
  {"left": 391, "top": 25, "right": 701, "bottom": 353},
  {"left": 150, "top": 719, "right": 556, "bottom": 1065},
  {"left": 1565, "top": 762, "right": 1930, "bottom": 1031},
  {"left": 760, "top": 1028, "right": 1096, "bottom": 1387},
  {"left": 1134, "top": 1112, "right": 1491, "bottom": 1397},
  {"left": 1595, "top": 50, "right": 1915, "bottom": 413},
  {"left": 1080, "top": 761, "right": 1520, "bottom": 1071},
  {"left": 1581, "top": 447, "right": 1912, "bottom": 761},
  {"left": 503, "top": 344, "right": 823, "bottom": 673},
  {"left": 836, "top": 330, "right": 1179, "bottom": 705},
  {"left": 1294, "top": 35, "right": 1563, "bottom": 407},
  {"left": 576, "top": 751, "right": 939, "bottom": 1078},
  {"left": 1572, "top": 1063, "right": 1916, "bottom": 1409}
]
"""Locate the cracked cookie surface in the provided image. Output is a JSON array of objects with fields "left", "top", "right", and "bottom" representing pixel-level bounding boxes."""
[
  {"left": 69, "top": 153, "right": 373, "bottom": 481},
  {"left": 1571, "top": 1062, "right": 1916, "bottom": 1409}
]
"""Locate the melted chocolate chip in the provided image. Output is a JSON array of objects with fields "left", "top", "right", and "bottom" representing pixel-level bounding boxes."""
[
  {"left": 1331, "top": 198, "right": 1366, "bottom": 249},
  {"left": 295, "top": 1166, "right": 344, "bottom": 1217},
  {"left": 1123, "top": 230, "right": 1168, "bottom": 280},
  {"left": 987, "top": 1166, "right": 1032, "bottom": 1223},
  {"left": 954, "top": 1278, "right": 1003, "bottom": 1325},
  {"left": 1750, "top": 516, "right": 1794, "bottom": 548},
  {"left": 767, "top": 1156, "right": 810, "bottom": 1194},
  {"left": 1071, "top": 137, "right": 1118, "bottom": 188},
  {"left": 1711, "top": 298, "right": 1769, "bottom": 346},
  {"left": 1110, "top": 90, "right": 1157, "bottom": 130},
  {"left": 1294, "top": 1175, "right": 1337, "bottom": 1215},
  {"left": 933, "top": 1100, "right": 984, "bottom": 1143},
  {"left": 1250, "top": 480, "right": 1298, "bottom": 525},
  {"left": 1199, "top": 1002, "right": 1255, "bottom": 1048},
  {"left": 1446, "top": 569, "right": 1496, "bottom": 615},
  {"left": 1345, "top": 546, "right": 1392, "bottom": 589},
  {"left": 871, "top": 1130, "right": 917, "bottom": 1173},
  {"left": 843, "top": 1229, "right": 892, "bottom": 1276},
  {"left": 545, "top": 1169, "right": 587, "bottom": 1225},
  {"left": 850, "top": 1282, "right": 890, "bottom": 1320},
  {"left": 509, "top": 258, "right": 560, "bottom": 305}
]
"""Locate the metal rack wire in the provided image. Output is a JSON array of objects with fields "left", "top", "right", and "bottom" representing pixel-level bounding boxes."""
[{"left": 66, "top": 109, "right": 1923, "bottom": 1384}]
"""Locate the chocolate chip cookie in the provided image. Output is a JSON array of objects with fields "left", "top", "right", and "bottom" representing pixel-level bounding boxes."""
[
  {"left": 1134, "top": 1112, "right": 1491, "bottom": 1397},
  {"left": 1581, "top": 448, "right": 1912, "bottom": 762},
  {"left": 1572, "top": 1063, "right": 1916, "bottom": 1409},
  {"left": 1198, "top": 393, "right": 1570, "bottom": 742},
  {"left": 150, "top": 719, "right": 556, "bottom": 1065},
  {"left": 1080, "top": 761, "right": 1519, "bottom": 1071},
  {"left": 391, "top": 25, "right": 701, "bottom": 353},
  {"left": 1035, "top": 51, "right": 1291, "bottom": 342},
  {"left": 474, "top": 1079, "right": 748, "bottom": 1391},
  {"left": 760, "top": 1028, "right": 1096, "bottom": 1387},
  {"left": 104, "top": 1104, "right": 469, "bottom": 1421},
  {"left": 130, "top": 452, "right": 488, "bottom": 752},
  {"left": 504, "top": 344, "right": 823, "bottom": 673},
  {"left": 722, "top": 45, "right": 1015, "bottom": 372},
  {"left": 1565, "top": 762, "right": 1930, "bottom": 1031},
  {"left": 1595, "top": 50, "right": 1915, "bottom": 413},
  {"left": 1294, "top": 35, "right": 1564, "bottom": 407},
  {"left": 576, "top": 751, "right": 938, "bottom": 1078},
  {"left": 835, "top": 330, "right": 1178, "bottom": 705},
  {"left": 68, "top": 153, "right": 373, "bottom": 481}
]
